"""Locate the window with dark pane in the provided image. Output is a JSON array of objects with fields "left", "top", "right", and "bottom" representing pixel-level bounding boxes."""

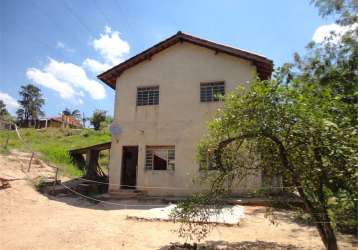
[
  {"left": 145, "top": 146, "right": 175, "bottom": 170},
  {"left": 200, "top": 82, "right": 225, "bottom": 102},
  {"left": 145, "top": 150, "right": 154, "bottom": 169},
  {"left": 137, "top": 86, "right": 159, "bottom": 106}
]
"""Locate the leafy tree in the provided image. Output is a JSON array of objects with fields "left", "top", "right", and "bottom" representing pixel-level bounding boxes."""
[
  {"left": 90, "top": 109, "right": 107, "bottom": 130},
  {"left": 105, "top": 115, "right": 113, "bottom": 124},
  {"left": 0, "top": 100, "right": 9, "bottom": 117},
  {"left": 62, "top": 108, "right": 81, "bottom": 119},
  {"left": 173, "top": 78, "right": 356, "bottom": 249},
  {"left": 288, "top": 0, "right": 358, "bottom": 106},
  {"left": 312, "top": 0, "right": 357, "bottom": 25},
  {"left": 16, "top": 84, "right": 45, "bottom": 125},
  {"left": 173, "top": 1, "right": 357, "bottom": 249},
  {"left": 102, "top": 115, "right": 113, "bottom": 127}
]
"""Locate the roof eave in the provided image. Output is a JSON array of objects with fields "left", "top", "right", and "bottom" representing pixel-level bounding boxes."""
[{"left": 97, "top": 32, "right": 273, "bottom": 89}]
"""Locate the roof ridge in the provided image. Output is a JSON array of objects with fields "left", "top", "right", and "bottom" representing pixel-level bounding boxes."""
[
  {"left": 98, "top": 31, "right": 273, "bottom": 89},
  {"left": 178, "top": 31, "right": 270, "bottom": 60}
]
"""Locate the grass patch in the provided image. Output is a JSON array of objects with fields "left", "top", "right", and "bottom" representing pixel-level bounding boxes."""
[
  {"left": 0, "top": 128, "right": 111, "bottom": 177},
  {"left": 33, "top": 176, "right": 46, "bottom": 191},
  {"left": 0, "top": 146, "right": 10, "bottom": 155}
]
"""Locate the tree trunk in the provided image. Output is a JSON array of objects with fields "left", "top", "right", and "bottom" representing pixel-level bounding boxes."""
[
  {"left": 317, "top": 217, "right": 338, "bottom": 250},
  {"left": 269, "top": 135, "right": 338, "bottom": 250},
  {"left": 325, "top": 226, "right": 338, "bottom": 250},
  {"left": 215, "top": 134, "right": 339, "bottom": 249}
]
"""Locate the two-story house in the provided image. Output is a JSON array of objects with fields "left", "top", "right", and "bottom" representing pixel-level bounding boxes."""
[{"left": 98, "top": 32, "right": 273, "bottom": 197}]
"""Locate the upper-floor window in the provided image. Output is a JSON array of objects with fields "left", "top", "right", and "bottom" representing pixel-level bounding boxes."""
[
  {"left": 145, "top": 146, "right": 175, "bottom": 170},
  {"left": 200, "top": 82, "right": 225, "bottom": 102},
  {"left": 137, "top": 86, "right": 159, "bottom": 106}
]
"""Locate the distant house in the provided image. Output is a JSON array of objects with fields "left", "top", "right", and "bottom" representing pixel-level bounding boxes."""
[
  {"left": 18, "top": 115, "right": 82, "bottom": 129},
  {"left": 0, "top": 119, "right": 14, "bottom": 130},
  {"left": 98, "top": 32, "right": 273, "bottom": 196}
]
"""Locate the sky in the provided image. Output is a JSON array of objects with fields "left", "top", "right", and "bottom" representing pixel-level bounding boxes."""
[{"left": 0, "top": 0, "right": 338, "bottom": 118}]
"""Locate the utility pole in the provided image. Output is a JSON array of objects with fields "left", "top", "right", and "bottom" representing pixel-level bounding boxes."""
[{"left": 82, "top": 112, "right": 86, "bottom": 128}]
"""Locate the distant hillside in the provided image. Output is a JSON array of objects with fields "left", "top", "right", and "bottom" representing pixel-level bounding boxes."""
[{"left": 0, "top": 128, "right": 111, "bottom": 176}]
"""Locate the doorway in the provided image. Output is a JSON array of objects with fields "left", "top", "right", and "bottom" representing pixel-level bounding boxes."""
[{"left": 121, "top": 146, "right": 138, "bottom": 189}]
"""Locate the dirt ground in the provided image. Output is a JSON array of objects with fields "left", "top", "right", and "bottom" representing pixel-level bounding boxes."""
[{"left": 0, "top": 153, "right": 356, "bottom": 250}]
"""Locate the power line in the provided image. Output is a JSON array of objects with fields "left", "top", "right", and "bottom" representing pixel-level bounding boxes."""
[
  {"left": 29, "top": 0, "right": 88, "bottom": 60},
  {"left": 60, "top": 182, "right": 167, "bottom": 207},
  {"left": 62, "top": 0, "right": 97, "bottom": 38},
  {"left": 73, "top": 176, "right": 191, "bottom": 190},
  {"left": 7, "top": 19, "right": 66, "bottom": 59},
  {"left": 92, "top": 0, "right": 112, "bottom": 26},
  {"left": 114, "top": 0, "right": 135, "bottom": 33},
  {"left": 7, "top": 2, "right": 105, "bottom": 113},
  {"left": 92, "top": 0, "right": 131, "bottom": 39},
  {"left": 73, "top": 176, "right": 305, "bottom": 191}
]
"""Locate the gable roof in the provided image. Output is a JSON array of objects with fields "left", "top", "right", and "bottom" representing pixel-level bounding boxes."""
[{"left": 97, "top": 31, "right": 273, "bottom": 89}]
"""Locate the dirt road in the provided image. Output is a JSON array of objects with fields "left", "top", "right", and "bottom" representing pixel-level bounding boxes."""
[{"left": 0, "top": 153, "right": 355, "bottom": 250}]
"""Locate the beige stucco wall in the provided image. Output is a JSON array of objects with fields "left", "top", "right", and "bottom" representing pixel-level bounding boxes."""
[{"left": 108, "top": 42, "right": 262, "bottom": 196}]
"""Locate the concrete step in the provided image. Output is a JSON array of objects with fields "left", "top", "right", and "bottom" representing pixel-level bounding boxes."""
[{"left": 109, "top": 189, "right": 147, "bottom": 199}]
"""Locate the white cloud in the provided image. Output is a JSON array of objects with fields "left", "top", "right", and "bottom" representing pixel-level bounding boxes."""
[
  {"left": 92, "top": 26, "right": 130, "bottom": 65},
  {"left": 83, "top": 58, "right": 111, "bottom": 73},
  {"left": 26, "top": 58, "right": 106, "bottom": 101},
  {"left": 57, "top": 41, "right": 66, "bottom": 48},
  {"left": 45, "top": 59, "right": 106, "bottom": 99},
  {"left": 312, "top": 23, "right": 357, "bottom": 43},
  {"left": 56, "top": 41, "right": 75, "bottom": 53},
  {"left": 24, "top": 26, "right": 127, "bottom": 103},
  {"left": 83, "top": 26, "right": 130, "bottom": 74},
  {"left": 0, "top": 91, "right": 20, "bottom": 112},
  {"left": 27, "top": 68, "right": 77, "bottom": 99}
]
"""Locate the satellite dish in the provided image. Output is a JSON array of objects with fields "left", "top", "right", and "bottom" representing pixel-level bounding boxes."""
[{"left": 109, "top": 124, "right": 122, "bottom": 136}]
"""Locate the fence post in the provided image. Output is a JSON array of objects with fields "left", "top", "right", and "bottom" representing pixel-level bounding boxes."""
[
  {"left": 3, "top": 134, "right": 9, "bottom": 149},
  {"left": 52, "top": 168, "right": 59, "bottom": 195},
  {"left": 27, "top": 152, "right": 35, "bottom": 172}
]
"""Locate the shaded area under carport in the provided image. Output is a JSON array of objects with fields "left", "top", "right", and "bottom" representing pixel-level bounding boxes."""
[{"left": 69, "top": 141, "right": 111, "bottom": 180}]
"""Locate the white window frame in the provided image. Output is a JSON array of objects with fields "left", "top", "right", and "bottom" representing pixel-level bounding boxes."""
[
  {"left": 136, "top": 86, "right": 159, "bottom": 106},
  {"left": 200, "top": 81, "right": 225, "bottom": 102},
  {"left": 145, "top": 146, "right": 175, "bottom": 171}
]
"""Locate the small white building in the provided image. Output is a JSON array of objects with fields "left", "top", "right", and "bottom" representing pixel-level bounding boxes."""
[{"left": 98, "top": 32, "right": 273, "bottom": 197}]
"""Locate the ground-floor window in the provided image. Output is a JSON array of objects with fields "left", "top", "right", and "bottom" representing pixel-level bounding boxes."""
[
  {"left": 145, "top": 146, "right": 175, "bottom": 170},
  {"left": 199, "top": 147, "right": 217, "bottom": 171}
]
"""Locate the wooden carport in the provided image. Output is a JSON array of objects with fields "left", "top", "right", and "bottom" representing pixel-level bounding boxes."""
[{"left": 69, "top": 142, "right": 111, "bottom": 180}]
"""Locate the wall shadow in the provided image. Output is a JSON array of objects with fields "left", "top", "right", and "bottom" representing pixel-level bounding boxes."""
[
  {"left": 45, "top": 193, "right": 169, "bottom": 211},
  {"left": 41, "top": 178, "right": 169, "bottom": 211},
  {"left": 159, "top": 240, "right": 301, "bottom": 250}
]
